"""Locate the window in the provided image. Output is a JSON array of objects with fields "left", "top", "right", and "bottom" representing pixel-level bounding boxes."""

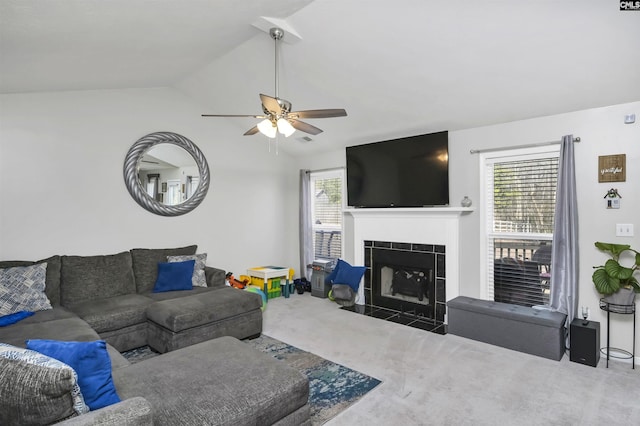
[
  {"left": 310, "top": 170, "right": 344, "bottom": 260},
  {"left": 481, "top": 147, "right": 559, "bottom": 307},
  {"left": 186, "top": 176, "right": 199, "bottom": 200}
]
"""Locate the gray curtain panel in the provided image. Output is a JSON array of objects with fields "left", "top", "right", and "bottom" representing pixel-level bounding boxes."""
[
  {"left": 299, "top": 170, "right": 313, "bottom": 279},
  {"left": 549, "top": 135, "right": 579, "bottom": 340}
]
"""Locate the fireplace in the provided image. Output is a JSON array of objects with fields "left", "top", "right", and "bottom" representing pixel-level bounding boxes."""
[
  {"left": 343, "top": 206, "right": 468, "bottom": 334},
  {"left": 361, "top": 241, "right": 446, "bottom": 330}
]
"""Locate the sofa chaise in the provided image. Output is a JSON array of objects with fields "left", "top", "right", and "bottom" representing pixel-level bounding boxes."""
[{"left": 0, "top": 245, "right": 310, "bottom": 425}]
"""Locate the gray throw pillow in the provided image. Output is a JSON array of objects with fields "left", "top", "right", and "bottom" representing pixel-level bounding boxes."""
[
  {"left": 0, "top": 343, "right": 89, "bottom": 425},
  {"left": 0, "top": 263, "right": 52, "bottom": 315},
  {"left": 167, "top": 253, "right": 207, "bottom": 287},
  {"left": 130, "top": 245, "right": 197, "bottom": 293}
]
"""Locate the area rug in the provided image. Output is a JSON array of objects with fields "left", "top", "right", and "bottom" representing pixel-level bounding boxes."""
[{"left": 122, "top": 335, "right": 381, "bottom": 425}]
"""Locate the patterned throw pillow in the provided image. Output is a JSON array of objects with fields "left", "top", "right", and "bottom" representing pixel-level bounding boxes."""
[
  {"left": 0, "top": 343, "right": 89, "bottom": 421},
  {"left": 167, "top": 253, "right": 207, "bottom": 287},
  {"left": 0, "top": 263, "right": 52, "bottom": 316}
]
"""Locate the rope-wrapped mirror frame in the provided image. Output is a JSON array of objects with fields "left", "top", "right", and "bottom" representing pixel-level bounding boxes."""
[{"left": 123, "top": 132, "right": 210, "bottom": 216}]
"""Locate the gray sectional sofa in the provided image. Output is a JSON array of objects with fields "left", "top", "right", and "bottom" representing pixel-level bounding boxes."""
[{"left": 0, "top": 246, "right": 310, "bottom": 425}]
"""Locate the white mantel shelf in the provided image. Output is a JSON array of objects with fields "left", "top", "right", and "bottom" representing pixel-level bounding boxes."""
[
  {"left": 344, "top": 206, "right": 471, "bottom": 311},
  {"left": 344, "top": 207, "right": 474, "bottom": 216}
]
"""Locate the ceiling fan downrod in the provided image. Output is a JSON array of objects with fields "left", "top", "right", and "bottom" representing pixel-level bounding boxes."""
[{"left": 270, "top": 27, "right": 284, "bottom": 100}]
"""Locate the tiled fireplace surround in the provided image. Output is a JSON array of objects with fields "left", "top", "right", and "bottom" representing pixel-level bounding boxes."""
[{"left": 343, "top": 208, "right": 468, "bottom": 334}]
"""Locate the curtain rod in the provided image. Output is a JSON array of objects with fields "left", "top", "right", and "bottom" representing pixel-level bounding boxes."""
[
  {"left": 304, "top": 167, "right": 345, "bottom": 174},
  {"left": 470, "top": 137, "right": 580, "bottom": 154}
]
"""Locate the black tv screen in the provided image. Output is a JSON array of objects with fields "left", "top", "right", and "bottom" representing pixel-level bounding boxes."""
[{"left": 346, "top": 131, "right": 449, "bottom": 207}]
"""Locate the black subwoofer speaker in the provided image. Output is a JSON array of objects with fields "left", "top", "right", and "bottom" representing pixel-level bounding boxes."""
[{"left": 570, "top": 318, "right": 600, "bottom": 367}]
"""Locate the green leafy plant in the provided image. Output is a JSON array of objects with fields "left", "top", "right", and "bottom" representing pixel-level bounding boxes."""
[{"left": 592, "top": 242, "right": 640, "bottom": 295}]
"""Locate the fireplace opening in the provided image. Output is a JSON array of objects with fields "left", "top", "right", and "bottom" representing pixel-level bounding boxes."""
[
  {"left": 340, "top": 240, "right": 447, "bottom": 334},
  {"left": 372, "top": 244, "right": 436, "bottom": 318},
  {"left": 384, "top": 266, "right": 432, "bottom": 303}
]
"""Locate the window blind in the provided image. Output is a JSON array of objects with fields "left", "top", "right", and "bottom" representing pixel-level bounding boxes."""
[
  {"left": 484, "top": 151, "right": 558, "bottom": 307},
  {"left": 310, "top": 170, "right": 343, "bottom": 260}
]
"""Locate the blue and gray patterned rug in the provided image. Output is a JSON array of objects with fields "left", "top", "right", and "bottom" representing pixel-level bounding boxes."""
[{"left": 122, "top": 335, "right": 381, "bottom": 425}]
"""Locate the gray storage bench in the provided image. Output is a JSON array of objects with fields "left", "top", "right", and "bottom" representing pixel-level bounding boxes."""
[{"left": 447, "top": 296, "right": 566, "bottom": 360}]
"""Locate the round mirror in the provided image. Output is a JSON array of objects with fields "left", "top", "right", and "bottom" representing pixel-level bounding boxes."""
[{"left": 124, "top": 132, "right": 210, "bottom": 216}]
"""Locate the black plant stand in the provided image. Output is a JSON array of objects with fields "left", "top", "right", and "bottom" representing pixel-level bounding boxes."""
[{"left": 599, "top": 298, "right": 635, "bottom": 369}]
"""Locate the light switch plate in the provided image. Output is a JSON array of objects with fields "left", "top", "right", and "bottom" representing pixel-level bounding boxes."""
[{"left": 616, "top": 224, "right": 634, "bottom": 237}]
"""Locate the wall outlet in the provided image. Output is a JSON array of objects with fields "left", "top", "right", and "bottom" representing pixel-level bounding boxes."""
[{"left": 616, "top": 223, "right": 634, "bottom": 237}]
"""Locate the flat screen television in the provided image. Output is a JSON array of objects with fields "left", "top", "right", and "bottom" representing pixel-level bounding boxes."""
[{"left": 346, "top": 131, "right": 449, "bottom": 207}]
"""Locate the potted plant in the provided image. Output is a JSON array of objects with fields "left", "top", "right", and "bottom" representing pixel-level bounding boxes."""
[{"left": 592, "top": 242, "right": 640, "bottom": 305}]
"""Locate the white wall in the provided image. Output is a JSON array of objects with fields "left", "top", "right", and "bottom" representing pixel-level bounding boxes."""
[
  {"left": 0, "top": 87, "right": 300, "bottom": 277},
  {"left": 451, "top": 101, "right": 640, "bottom": 358},
  {"left": 298, "top": 101, "right": 640, "bottom": 357},
  {"left": 2, "top": 89, "right": 638, "bottom": 357}
]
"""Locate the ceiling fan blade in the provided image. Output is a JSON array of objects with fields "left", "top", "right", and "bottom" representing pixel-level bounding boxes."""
[
  {"left": 244, "top": 126, "right": 260, "bottom": 136},
  {"left": 201, "top": 114, "right": 265, "bottom": 118},
  {"left": 290, "top": 119, "right": 323, "bottom": 135},
  {"left": 260, "top": 94, "right": 282, "bottom": 115},
  {"left": 289, "top": 109, "right": 347, "bottom": 119}
]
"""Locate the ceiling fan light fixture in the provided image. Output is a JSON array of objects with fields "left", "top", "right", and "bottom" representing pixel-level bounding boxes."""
[
  {"left": 201, "top": 27, "right": 347, "bottom": 143},
  {"left": 277, "top": 118, "right": 296, "bottom": 137},
  {"left": 257, "top": 118, "right": 277, "bottom": 138}
]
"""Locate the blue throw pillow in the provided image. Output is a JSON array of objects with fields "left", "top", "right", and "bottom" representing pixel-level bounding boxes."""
[
  {"left": 0, "top": 310, "right": 34, "bottom": 326},
  {"left": 25, "top": 339, "right": 120, "bottom": 411},
  {"left": 332, "top": 260, "right": 366, "bottom": 292},
  {"left": 153, "top": 260, "right": 195, "bottom": 293},
  {"left": 324, "top": 259, "right": 347, "bottom": 285}
]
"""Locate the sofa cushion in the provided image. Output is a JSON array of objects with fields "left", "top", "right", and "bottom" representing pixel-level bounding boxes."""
[
  {"left": 26, "top": 339, "right": 121, "bottom": 411},
  {"left": 0, "top": 263, "right": 53, "bottom": 315},
  {"left": 167, "top": 253, "right": 207, "bottom": 287},
  {"left": 130, "top": 245, "right": 197, "bottom": 293},
  {"left": 65, "top": 294, "right": 154, "bottom": 333},
  {"left": 0, "top": 255, "right": 62, "bottom": 306},
  {"left": 0, "top": 310, "right": 35, "bottom": 326},
  {"left": 152, "top": 260, "right": 195, "bottom": 293},
  {"left": 0, "top": 343, "right": 89, "bottom": 425},
  {"left": 113, "top": 336, "right": 309, "bottom": 425},
  {"left": 0, "top": 305, "right": 79, "bottom": 326},
  {"left": 146, "top": 287, "right": 262, "bottom": 333},
  {"left": 0, "top": 315, "right": 101, "bottom": 348},
  {"left": 61, "top": 251, "right": 136, "bottom": 306},
  {"left": 143, "top": 286, "right": 216, "bottom": 301}
]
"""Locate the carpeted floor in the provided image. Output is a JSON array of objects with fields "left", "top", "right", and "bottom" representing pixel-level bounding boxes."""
[
  {"left": 245, "top": 334, "right": 381, "bottom": 424},
  {"left": 122, "top": 335, "right": 381, "bottom": 425}
]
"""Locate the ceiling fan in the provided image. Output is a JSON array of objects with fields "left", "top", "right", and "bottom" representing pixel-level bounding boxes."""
[{"left": 202, "top": 27, "right": 347, "bottom": 138}]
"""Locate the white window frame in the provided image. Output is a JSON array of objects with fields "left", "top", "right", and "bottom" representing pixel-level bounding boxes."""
[
  {"left": 309, "top": 169, "right": 345, "bottom": 260},
  {"left": 166, "top": 179, "right": 181, "bottom": 206},
  {"left": 478, "top": 145, "right": 560, "bottom": 301}
]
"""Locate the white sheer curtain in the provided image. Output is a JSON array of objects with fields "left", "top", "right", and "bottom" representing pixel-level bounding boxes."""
[
  {"left": 549, "top": 135, "right": 579, "bottom": 346},
  {"left": 299, "top": 170, "right": 313, "bottom": 280}
]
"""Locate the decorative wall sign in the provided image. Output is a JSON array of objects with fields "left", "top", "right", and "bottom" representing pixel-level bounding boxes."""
[{"left": 598, "top": 154, "right": 626, "bottom": 183}]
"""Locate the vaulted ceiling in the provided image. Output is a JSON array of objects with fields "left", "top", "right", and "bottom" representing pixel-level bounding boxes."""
[{"left": 2, "top": 1, "right": 639, "bottom": 156}]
